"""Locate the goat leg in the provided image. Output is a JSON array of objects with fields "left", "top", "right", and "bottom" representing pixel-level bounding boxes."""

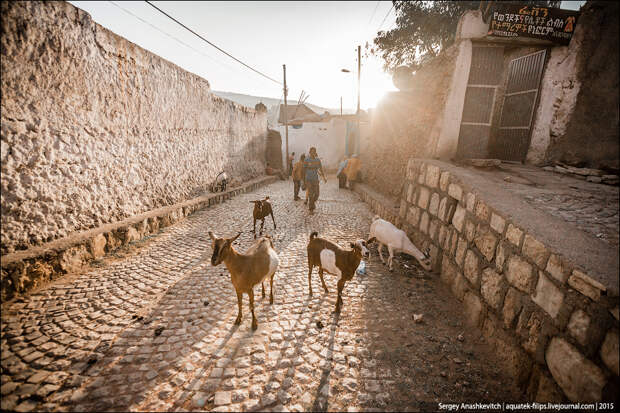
[
  {"left": 335, "top": 277, "right": 346, "bottom": 313},
  {"left": 260, "top": 218, "right": 265, "bottom": 235},
  {"left": 318, "top": 268, "right": 329, "bottom": 294},
  {"left": 388, "top": 245, "right": 395, "bottom": 272},
  {"left": 261, "top": 282, "right": 266, "bottom": 298},
  {"left": 234, "top": 291, "right": 243, "bottom": 325},
  {"left": 269, "top": 273, "right": 274, "bottom": 305},
  {"left": 249, "top": 289, "right": 257, "bottom": 330},
  {"left": 253, "top": 218, "right": 257, "bottom": 238},
  {"left": 307, "top": 264, "right": 314, "bottom": 296},
  {"left": 378, "top": 243, "right": 386, "bottom": 265},
  {"left": 270, "top": 211, "right": 276, "bottom": 230}
]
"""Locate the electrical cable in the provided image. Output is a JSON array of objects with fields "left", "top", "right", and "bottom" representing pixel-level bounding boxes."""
[
  {"left": 367, "top": 1, "right": 381, "bottom": 26},
  {"left": 145, "top": 1, "right": 282, "bottom": 85},
  {"left": 108, "top": 1, "right": 239, "bottom": 75},
  {"left": 377, "top": 3, "right": 395, "bottom": 32}
]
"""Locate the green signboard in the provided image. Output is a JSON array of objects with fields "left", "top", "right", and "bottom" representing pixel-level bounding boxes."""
[{"left": 489, "top": 4, "right": 580, "bottom": 45}]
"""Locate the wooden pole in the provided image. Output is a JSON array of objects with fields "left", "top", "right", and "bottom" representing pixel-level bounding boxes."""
[
  {"left": 356, "top": 45, "right": 361, "bottom": 155},
  {"left": 283, "top": 64, "right": 289, "bottom": 172}
]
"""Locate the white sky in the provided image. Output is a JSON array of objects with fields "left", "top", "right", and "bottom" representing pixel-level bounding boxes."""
[{"left": 69, "top": 1, "right": 585, "bottom": 111}]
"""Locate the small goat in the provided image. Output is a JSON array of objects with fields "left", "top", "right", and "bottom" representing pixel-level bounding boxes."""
[
  {"left": 369, "top": 216, "right": 432, "bottom": 272},
  {"left": 306, "top": 232, "right": 375, "bottom": 312},
  {"left": 251, "top": 196, "right": 276, "bottom": 238},
  {"left": 209, "top": 231, "right": 279, "bottom": 330}
]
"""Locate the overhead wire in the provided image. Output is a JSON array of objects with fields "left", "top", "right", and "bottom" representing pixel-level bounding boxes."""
[
  {"left": 367, "top": 1, "right": 381, "bottom": 26},
  {"left": 377, "top": 3, "right": 395, "bottom": 32},
  {"left": 108, "top": 1, "right": 239, "bottom": 75},
  {"left": 144, "top": 0, "right": 282, "bottom": 85}
]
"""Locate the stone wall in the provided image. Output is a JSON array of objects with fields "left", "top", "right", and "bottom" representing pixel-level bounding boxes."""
[
  {"left": 0, "top": 1, "right": 267, "bottom": 255},
  {"left": 528, "top": 1, "right": 619, "bottom": 168},
  {"left": 396, "top": 159, "right": 618, "bottom": 402},
  {"left": 361, "top": 45, "right": 459, "bottom": 199}
]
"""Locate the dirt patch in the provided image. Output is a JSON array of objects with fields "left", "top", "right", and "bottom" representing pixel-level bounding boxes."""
[{"left": 352, "top": 254, "right": 521, "bottom": 411}]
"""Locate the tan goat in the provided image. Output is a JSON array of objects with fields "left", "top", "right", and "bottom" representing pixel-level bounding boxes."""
[
  {"left": 209, "top": 231, "right": 279, "bottom": 330},
  {"left": 306, "top": 232, "right": 375, "bottom": 312},
  {"left": 251, "top": 196, "right": 276, "bottom": 238}
]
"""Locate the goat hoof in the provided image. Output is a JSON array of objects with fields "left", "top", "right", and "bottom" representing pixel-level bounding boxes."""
[
  {"left": 234, "top": 318, "right": 241, "bottom": 325},
  {"left": 269, "top": 298, "right": 274, "bottom": 305},
  {"left": 252, "top": 322, "right": 258, "bottom": 330}
]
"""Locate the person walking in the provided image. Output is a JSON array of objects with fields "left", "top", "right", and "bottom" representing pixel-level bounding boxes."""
[
  {"left": 336, "top": 156, "right": 348, "bottom": 189},
  {"left": 303, "top": 147, "right": 327, "bottom": 215},
  {"left": 343, "top": 154, "right": 362, "bottom": 189},
  {"left": 288, "top": 152, "right": 295, "bottom": 178},
  {"left": 292, "top": 153, "right": 305, "bottom": 201}
]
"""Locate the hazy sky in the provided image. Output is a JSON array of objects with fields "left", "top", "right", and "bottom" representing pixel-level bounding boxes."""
[{"left": 69, "top": 1, "right": 585, "bottom": 111}]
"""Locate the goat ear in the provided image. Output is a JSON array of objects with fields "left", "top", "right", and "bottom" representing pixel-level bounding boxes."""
[
  {"left": 366, "top": 237, "right": 376, "bottom": 244},
  {"left": 208, "top": 231, "right": 215, "bottom": 240},
  {"left": 264, "top": 196, "right": 270, "bottom": 200},
  {"left": 230, "top": 232, "right": 241, "bottom": 243}
]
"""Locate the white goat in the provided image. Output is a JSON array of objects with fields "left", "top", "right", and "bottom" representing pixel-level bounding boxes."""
[{"left": 369, "top": 216, "right": 432, "bottom": 272}]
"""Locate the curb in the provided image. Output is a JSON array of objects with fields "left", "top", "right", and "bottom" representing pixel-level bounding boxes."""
[{"left": 0, "top": 176, "right": 277, "bottom": 302}]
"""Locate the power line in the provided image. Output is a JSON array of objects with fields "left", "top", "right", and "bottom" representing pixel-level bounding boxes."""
[
  {"left": 367, "top": 1, "right": 381, "bottom": 26},
  {"left": 377, "top": 3, "right": 395, "bottom": 32},
  {"left": 108, "top": 1, "right": 237, "bottom": 74},
  {"left": 144, "top": 1, "right": 282, "bottom": 85}
]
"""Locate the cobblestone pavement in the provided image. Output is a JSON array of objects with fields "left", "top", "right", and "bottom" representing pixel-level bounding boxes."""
[{"left": 1, "top": 178, "right": 520, "bottom": 412}]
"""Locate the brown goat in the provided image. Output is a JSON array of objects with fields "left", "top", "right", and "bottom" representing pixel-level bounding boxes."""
[
  {"left": 251, "top": 196, "right": 276, "bottom": 238},
  {"left": 306, "top": 232, "right": 375, "bottom": 312},
  {"left": 209, "top": 231, "right": 279, "bottom": 330}
]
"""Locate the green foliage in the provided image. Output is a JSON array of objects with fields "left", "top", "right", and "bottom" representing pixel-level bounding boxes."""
[{"left": 372, "top": 1, "right": 562, "bottom": 72}]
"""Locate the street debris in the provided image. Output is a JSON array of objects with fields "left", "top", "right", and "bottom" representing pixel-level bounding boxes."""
[
  {"left": 413, "top": 314, "right": 424, "bottom": 323},
  {"left": 316, "top": 321, "right": 324, "bottom": 329},
  {"left": 154, "top": 326, "right": 164, "bottom": 336}
]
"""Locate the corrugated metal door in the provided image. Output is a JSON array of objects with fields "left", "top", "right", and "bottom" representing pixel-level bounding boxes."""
[
  {"left": 492, "top": 50, "right": 547, "bottom": 161},
  {"left": 456, "top": 44, "right": 504, "bottom": 159}
]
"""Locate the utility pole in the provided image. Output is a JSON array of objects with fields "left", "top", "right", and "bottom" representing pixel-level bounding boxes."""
[
  {"left": 283, "top": 64, "right": 289, "bottom": 172},
  {"left": 356, "top": 45, "right": 361, "bottom": 155}
]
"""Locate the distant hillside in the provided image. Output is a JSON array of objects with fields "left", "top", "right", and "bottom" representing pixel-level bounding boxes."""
[{"left": 212, "top": 90, "right": 355, "bottom": 126}]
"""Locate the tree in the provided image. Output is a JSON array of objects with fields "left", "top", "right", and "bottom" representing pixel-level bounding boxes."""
[{"left": 372, "top": 1, "right": 562, "bottom": 72}]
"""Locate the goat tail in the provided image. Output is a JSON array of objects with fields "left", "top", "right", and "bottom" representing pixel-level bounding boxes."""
[{"left": 310, "top": 231, "right": 318, "bottom": 240}]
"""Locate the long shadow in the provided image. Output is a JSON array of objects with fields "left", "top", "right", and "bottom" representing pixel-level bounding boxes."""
[
  {"left": 0, "top": 178, "right": 368, "bottom": 412},
  {"left": 311, "top": 310, "right": 341, "bottom": 412},
  {"left": 56, "top": 180, "right": 335, "bottom": 411}
]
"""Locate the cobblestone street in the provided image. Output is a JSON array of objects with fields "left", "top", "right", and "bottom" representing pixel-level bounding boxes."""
[{"left": 1, "top": 178, "right": 521, "bottom": 412}]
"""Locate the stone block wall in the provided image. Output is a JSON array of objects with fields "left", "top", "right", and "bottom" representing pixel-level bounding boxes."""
[
  {"left": 0, "top": 1, "right": 267, "bottom": 255},
  {"left": 398, "top": 159, "right": 619, "bottom": 402}
]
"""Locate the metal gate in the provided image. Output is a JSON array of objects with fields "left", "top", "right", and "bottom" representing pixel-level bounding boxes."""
[
  {"left": 491, "top": 49, "right": 547, "bottom": 161},
  {"left": 456, "top": 44, "right": 504, "bottom": 159}
]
